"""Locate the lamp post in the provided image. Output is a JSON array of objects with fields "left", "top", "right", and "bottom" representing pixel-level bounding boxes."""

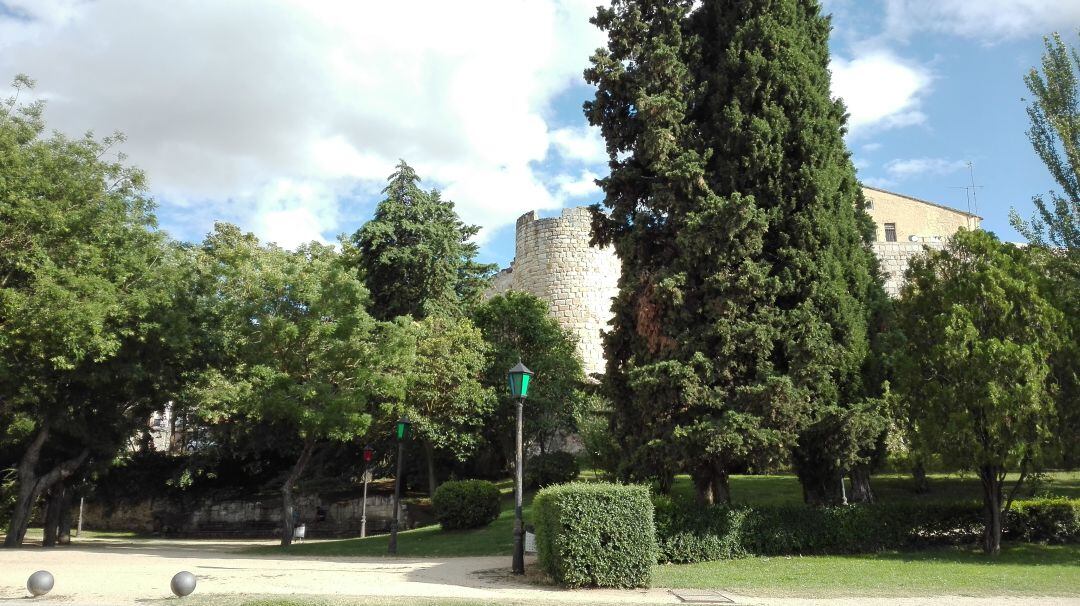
[
  {"left": 507, "top": 360, "right": 533, "bottom": 575},
  {"left": 388, "top": 417, "right": 410, "bottom": 555},
  {"left": 361, "top": 445, "right": 374, "bottom": 538}
]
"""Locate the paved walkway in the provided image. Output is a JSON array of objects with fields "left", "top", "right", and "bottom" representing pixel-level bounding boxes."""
[{"left": 0, "top": 538, "right": 1076, "bottom": 606}]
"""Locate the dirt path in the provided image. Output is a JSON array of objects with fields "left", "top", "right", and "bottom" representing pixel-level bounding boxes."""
[{"left": 0, "top": 538, "right": 1076, "bottom": 606}]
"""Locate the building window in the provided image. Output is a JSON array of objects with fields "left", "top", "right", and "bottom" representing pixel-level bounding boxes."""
[
  {"left": 884, "top": 223, "right": 897, "bottom": 242},
  {"left": 866, "top": 198, "right": 875, "bottom": 210}
]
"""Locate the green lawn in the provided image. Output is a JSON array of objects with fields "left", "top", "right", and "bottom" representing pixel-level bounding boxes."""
[
  {"left": 654, "top": 543, "right": 1080, "bottom": 598},
  {"left": 249, "top": 484, "right": 533, "bottom": 557},
  {"left": 249, "top": 471, "right": 1078, "bottom": 559}
]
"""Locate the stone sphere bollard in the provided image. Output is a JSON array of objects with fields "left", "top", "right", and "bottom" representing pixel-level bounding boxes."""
[
  {"left": 27, "top": 570, "right": 54, "bottom": 597},
  {"left": 170, "top": 571, "right": 197, "bottom": 597}
]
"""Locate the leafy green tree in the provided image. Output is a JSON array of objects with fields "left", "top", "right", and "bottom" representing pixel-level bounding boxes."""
[
  {"left": 585, "top": 0, "right": 884, "bottom": 504},
  {"left": 0, "top": 75, "right": 185, "bottom": 546},
  {"left": 402, "top": 315, "right": 493, "bottom": 496},
  {"left": 350, "top": 161, "right": 495, "bottom": 321},
  {"left": 192, "top": 225, "right": 406, "bottom": 546},
  {"left": 1010, "top": 31, "right": 1080, "bottom": 466},
  {"left": 472, "top": 292, "right": 586, "bottom": 469},
  {"left": 892, "top": 230, "right": 1061, "bottom": 555},
  {"left": 1011, "top": 31, "right": 1080, "bottom": 250}
]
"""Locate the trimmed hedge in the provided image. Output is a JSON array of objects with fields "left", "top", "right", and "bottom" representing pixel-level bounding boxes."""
[
  {"left": 524, "top": 451, "right": 580, "bottom": 489},
  {"left": 431, "top": 480, "right": 501, "bottom": 530},
  {"left": 1006, "top": 498, "right": 1080, "bottom": 543},
  {"left": 533, "top": 482, "right": 657, "bottom": 588},
  {"left": 655, "top": 496, "right": 1080, "bottom": 564}
]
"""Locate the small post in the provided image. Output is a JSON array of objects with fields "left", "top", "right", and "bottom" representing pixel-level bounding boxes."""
[
  {"left": 506, "top": 360, "right": 532, "bottom": 576},
  {"left": 388, "top": 418, "right": 409, "bottom": 555},
  {"left": 512, "top": 395, "right": 525, "bottom": 575},
  {"left": 361, "top": 445, "right": 373, "bottom": 539},
  {"left": 76, "top": 497, "right": 84, "bottom": 538},
  {"left": 389, "top": 440, "right": 403, "bottom": 554}
]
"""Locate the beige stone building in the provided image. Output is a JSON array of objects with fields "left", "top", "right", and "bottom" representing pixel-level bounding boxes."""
[{"left": 486, "top": 186, "right": 980, "bottom": 375}]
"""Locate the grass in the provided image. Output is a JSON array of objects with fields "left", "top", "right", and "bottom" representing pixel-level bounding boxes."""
[
  {"left": 653, "top": 543, "right": 1080, "bottom": 598},
  {"left": 246, "top": 471, "right": 1078, "bottom": 559},
  {"left": 248, "top": 483, "right": 534, "bottom": 557}
]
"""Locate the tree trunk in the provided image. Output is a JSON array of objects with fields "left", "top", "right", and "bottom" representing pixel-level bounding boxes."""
[
  {"left": 693, "top": 470, "right": 714, "bottom": 506},
  {"left": 425, "top": 441, "right": 437, "bottom": 497},
  {"left": 5, "top": 426, "right": 89, "bottom": 548},
  {"left": 57, "top": 488, "right": 74, "bottom": 545},
  {"left": 849, "top": 465, "right": 875, "bottom": 504},
  {"left": 801, "top": 470, "right": 845, "bottom": 506},
  {"left": 42, "top": 483, "right": 66, "bottom": 547},
  {"left": 5, "top": 427, "right": 49, "bottom": 548},
  {"left": 912, "top": 462, "right": 929, "bottom": 494},
  {"left": 280, "top": 439, "right": 316, "bottom": 547},
  {"left": 711, "top": 465, "right": 731, "bottom": 505},
  {"left": 979, "top": 464, "right": 1003, "bottom": 555}
]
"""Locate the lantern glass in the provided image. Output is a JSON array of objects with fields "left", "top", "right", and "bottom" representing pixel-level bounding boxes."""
[
  {"left": 395, "top": 418, "right": 410, "bottom": 441},
  {"left": 507, "top": 361, "right": 534, "bottom": 399}
]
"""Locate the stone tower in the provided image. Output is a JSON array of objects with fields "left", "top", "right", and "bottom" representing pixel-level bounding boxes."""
[{"left": 486, "top": 208, "right": 620, "bottom": 376}]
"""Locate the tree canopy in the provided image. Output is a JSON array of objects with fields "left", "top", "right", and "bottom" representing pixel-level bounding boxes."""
[
  {"left": 585, "top": 0, "right": 884, "bottom": 504},
  {"left": 349, "top": 161, "right": 494, "bottom": 321},
  {"left": 892, "top": 230, "right": 1061, "bottom": 555}
]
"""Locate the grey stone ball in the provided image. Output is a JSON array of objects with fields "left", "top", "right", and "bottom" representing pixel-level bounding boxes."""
[
  {"left": 27, "top": 570, "right": 54, "bottom": 597},
  {"left": 170, "top": 571, "right": 197, "bottom": 597}
]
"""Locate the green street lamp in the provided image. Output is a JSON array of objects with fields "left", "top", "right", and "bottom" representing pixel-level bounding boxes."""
[
  {"left": 508, "top": 361, "right": 533, "bottom": 575},
  {"left": 388, "top": 417, "right": 410, "bottom": 555}
]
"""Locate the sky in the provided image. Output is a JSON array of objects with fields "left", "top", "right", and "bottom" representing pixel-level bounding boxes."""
[{"left": 2, "top": 0, "right": 1078, "bottom": 268}]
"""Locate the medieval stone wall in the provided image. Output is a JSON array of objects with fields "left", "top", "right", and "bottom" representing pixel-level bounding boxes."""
[
  {"left": 488, "top": 198, "right": 969, "bottom": 376},
  {"left": 485, "top": 207, "right": 620, "bottom": 376},
  {"left": 872, "top": 241, "right": 945, "bottom": 297}
]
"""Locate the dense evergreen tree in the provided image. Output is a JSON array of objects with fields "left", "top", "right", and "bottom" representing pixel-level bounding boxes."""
[
  {"left": 585, "top": 0, "right": 885, "bottom": 504},
  {"left": 350, "top": 161, "right": 495, "bottom": 321}
]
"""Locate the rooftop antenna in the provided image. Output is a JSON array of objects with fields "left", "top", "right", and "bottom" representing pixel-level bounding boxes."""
[{"left": 949, "top": 161, "right": 984, "bottom": 215}]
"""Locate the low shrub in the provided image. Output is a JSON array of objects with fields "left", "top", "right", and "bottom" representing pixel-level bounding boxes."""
[
  {"left": 1006, "top": 498, "right": 1080, "bottom": 543},
  {"left": 655, "top": 497, "right": 1078, "bottom": 564},
  {"left": 431, "top": 480, "right": 501, "bottom": 530},
  {"left": 533, "top": 482, "right": 657, "bottom": 588},
  {"left": 524, "top": 451, "right": 580, "bottom": 489}
]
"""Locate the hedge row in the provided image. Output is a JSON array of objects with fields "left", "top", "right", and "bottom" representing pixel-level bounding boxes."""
[
  {"left": 655, "top": 496, "right": 1080, "bottom": 564},
  {"left": 533, "top": 482, "right": 657, "bottom": 588}
]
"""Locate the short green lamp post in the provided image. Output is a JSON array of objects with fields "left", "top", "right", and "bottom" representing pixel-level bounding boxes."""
[
  {"left": 388, "top": 416, "right": 410, "bottom": 555},
  {"left": 508, "top": 360, "right": 533, "bottom": 575}
]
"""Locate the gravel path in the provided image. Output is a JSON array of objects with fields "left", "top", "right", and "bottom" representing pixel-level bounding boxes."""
[{"left": 0, "top": 538, "right": 1076, "bottom": 606}]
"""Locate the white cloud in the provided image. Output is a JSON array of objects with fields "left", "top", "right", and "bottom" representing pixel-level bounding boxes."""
[
  {"left": 555, "top": 170, "right": 601, "bottom": 198},
  {"left": 883, "top": 0, "right": 1080, "bottom": 42},
  {"left": 885, "top": 157, "right": 968, "bottom": 179},
  {"left": 0, "top": 0, "right": 608, "bottom": 246},
  {"left": 550, "top": 125, "right": 608, "bottom": 164},
  {"left": 831, "top": 50, "right": 932, "bottom": 138}
]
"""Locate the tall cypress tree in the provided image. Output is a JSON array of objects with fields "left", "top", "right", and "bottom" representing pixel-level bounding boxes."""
[
  {"left": 350, "top": 161, "right": 495, "bottom": 321},
  {"left": 587, "top": 0, "right": 885, "bottom": 504}
]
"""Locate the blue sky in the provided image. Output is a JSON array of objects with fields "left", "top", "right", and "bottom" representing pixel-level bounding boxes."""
[{"left": 1, "top": 0, "right": 1075, "bottom": 268}]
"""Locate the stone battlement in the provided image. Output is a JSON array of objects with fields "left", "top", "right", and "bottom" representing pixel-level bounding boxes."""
[{"left": 486, "top": 208, "right": 619, "bottom": 376}]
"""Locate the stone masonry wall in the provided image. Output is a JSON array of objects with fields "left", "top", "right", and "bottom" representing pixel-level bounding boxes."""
[
  {"left": 873, "top": 241, "right": 945, "bottom": 297},
  {"left": 486, "top": 207, "right": 620, "bottom": 376},
  {"left": 488, "top": 205, "right": 962, "bottom": 375}
]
